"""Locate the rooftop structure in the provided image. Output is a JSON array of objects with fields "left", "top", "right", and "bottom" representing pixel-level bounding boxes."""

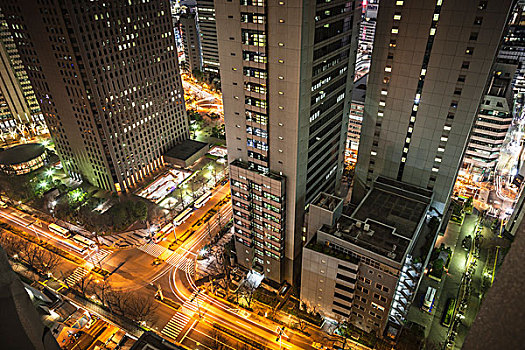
[
  {"left": 0, "top": 143, "right": 46, "bottom": 175},
  {"left": 164, "top": 139, "right": 209, "bottom": 168},
  {"left": 301, "top": 177, "right": 435, "bottom": 337}
]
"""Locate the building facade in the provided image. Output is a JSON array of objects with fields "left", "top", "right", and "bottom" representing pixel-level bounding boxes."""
[
  {"left": 0, "top": 10, "right": 45, "bottom": 142},
  {"left": 353, "top": 0, "right": 514, "bottom": 209},
  {"left": 197, "top": 0, "right": 220, "bottom": 75},
  {"left": 216, "top": 0, "right": 359, "bottom": 283},
  {"left": 463, "top": 61, "right": 516, "bottom": 172},
  {"left": 180, "top": 9, "right": 203, "bottom": 73},
  {"left": 2, "top": 0, "right": 189, "bottom": 192},
  {"left": 348, "top": 75, "right": 367, "bottom": 151}
]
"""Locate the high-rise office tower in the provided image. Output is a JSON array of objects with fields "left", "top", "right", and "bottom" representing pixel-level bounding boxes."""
[
  {"left": 2, "top": 0, "right": 189, "bottom": 192},
  {"left": 0, "top": 10, "right": 45, "bottom": 142},
  {"left": 197, "top": 0, "right": 220, "bottom": 75},
  {"left": 180, "top": 8, "right": 204, "bottom": 73},
  {"left": 353, "top": 0, "right": 514, "bottom": 209},
  {"left": 216, "top": 0, "right": 359, "bottom": 283}
]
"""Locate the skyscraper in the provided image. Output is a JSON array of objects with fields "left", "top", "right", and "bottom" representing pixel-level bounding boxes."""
[
  {"left": 179, "top": 8, "right": 203, "bottom": 73},
  {"left": 353, "top": 0, "right": 514, "bottom": 209},
  {"left": 216, "top": 0, "right": 359, "bottom": 283},
  {"left": 0, "top": 10, "right": 45, "bottom": 142},
  {"left": 2, "top": 0, "right": 188, "bottom": 192},
  {"left": 197, "top": 0, "right": 220, "bottom": 75}
]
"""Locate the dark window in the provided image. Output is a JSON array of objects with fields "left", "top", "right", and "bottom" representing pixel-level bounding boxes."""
[
  {"left": 334, "top": 292, "right": 353, "bottom": 303},
  {"left": 458, "top": 75, "right": 466, "bottom": 82},
  {"left": 461, "top": 61, "right": 470, "bottom": 69},
  {"left": 335, "top": 283, "right": 354, "bottom": 293},
  {"left": 454, "top": 88, "right": 462, "bottom": 95},
  {"left": 469, "top": 32, "right": 479, "bottom": 41},
  {"left": 333, "top": 308, "right": 349, "bottom": 317},
  {"left": 338, "top": 264, "right": 357, "bottom": 273},
  {"left": 333, "top": 300, "right": 349, "bottom": 309},
  {"left": 336, "top": 273, "right": 356, "bottom": 284},
  {"left": 474, "top": 16, "right": 483, "bottom": 25}
]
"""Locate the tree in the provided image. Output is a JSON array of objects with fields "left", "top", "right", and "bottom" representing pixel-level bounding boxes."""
[
  {"left": 122, "top": 292, "right": 158, "bottom": 324},
  {"left": 35, "top": 249, "right": 61, "bottom": 274},
  {"left": 77, "top": 278, "right": 94, "bottom": 298},
  {"left": 0, "top": 231, "right": 26, "bottom": 258},
  {"left": 238, "top": 279, "right": 257, "bottom": 308},
  {"left": 132, "top": 201, "right": 148, "bottom": 222},
  {"left": 93, "top": 280, "right": 117, "bottom": 313},
  {"left": 433, "top": 258, "right": 445, "bottom": 272},
  {"left": 336, "top": 321, "right": 352, "bottom": 350}
]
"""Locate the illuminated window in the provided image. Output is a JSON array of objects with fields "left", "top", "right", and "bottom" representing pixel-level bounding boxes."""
[{"left": 393, "top": 14, "right": 401, "bottom": 20}]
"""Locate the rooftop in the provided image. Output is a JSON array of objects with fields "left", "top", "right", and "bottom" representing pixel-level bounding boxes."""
[
  {"left": 0, "top": 143, "right": 45, "bottom": 165},
  {"left": 312, "top": 192, "right": 342, "bottom": 211},
  {"left": 230, "top": 159, "right": 285, "bottom": 182},
  {"left": 352, "top": 176, "right": 431, "bottom": 240},
  {"left": 319, "top": 214, "right": 410, "bottom": 263},
  {"left": 164, "top": 139, "right": 208, "bottom": 161}
]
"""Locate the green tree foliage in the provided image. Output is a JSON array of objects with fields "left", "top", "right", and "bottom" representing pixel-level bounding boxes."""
[{"left": 106, "top": 200, "right": 148, "bottom": 231}]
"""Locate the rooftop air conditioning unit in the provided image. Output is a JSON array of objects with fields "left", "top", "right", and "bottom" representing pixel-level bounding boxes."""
[
  {"left": 363, "top": 223, "right": 370, "bottom": 231},
  {"left": 356, "top": 221, "right": 362, "bottom": 228}
]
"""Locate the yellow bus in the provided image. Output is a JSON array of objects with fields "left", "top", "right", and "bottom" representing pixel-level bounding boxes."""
[
  {"left": 174, "top": 207, "right": 193, "bottom": 226},
  {"left": 48, "top": 223, "right": 71, "bottom": 238},
  {"left": 153, "top": 223, "right": 173, "bottom": 243}
]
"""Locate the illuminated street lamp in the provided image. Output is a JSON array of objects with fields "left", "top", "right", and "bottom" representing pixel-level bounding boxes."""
[
  {"left": 39, "top": 181, "right": 48, "bottom": 189},
  {"left": 45, "top": 168, "right": 54, "bottom": 177}
]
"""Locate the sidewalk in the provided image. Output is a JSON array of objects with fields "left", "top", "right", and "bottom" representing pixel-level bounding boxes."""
[{"left": 407, "top": 213, "right": 478, "bottom": 345}]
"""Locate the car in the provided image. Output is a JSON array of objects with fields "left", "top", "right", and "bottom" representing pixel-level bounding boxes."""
[
  {"left": 312, "top": 342, "right": 324, "bottom": 349},
  {"left": 220, "top": 178, "right": 229, "bottom": 185}
]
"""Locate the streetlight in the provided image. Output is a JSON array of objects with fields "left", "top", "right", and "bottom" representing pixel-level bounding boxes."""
[{"left": 45, "top": 168, "right": 54, "bottom": 177}]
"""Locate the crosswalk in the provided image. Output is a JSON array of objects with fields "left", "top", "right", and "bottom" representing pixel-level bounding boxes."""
[
  {"left": 161, "top": 310, "right": 192, "bottom": 340},
  {"left": 161, "top": 292, "right": 205, "bottom": 340},
  {"left": 65, "top": 267, "right": 89, "bottom": 287},
  {"left": 137, "top": 243, "right": 195, "bottom": 275},
  {"left": 138, "top": 242, "right": 166, "bottom": 257},
  {"left": 86, "top": 249, "right": 112, "bottom": 264},
  {"left": 178, "top": 258, "right": 195, "bottom": 276}
]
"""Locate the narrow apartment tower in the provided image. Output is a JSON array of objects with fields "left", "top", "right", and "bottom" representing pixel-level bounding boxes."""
[
  {"left": 353, "top": 0, "right": 514, "bottom": 209},
  {"left": 197, "top": 0, "right": 220, "bottom": 75},
  {"left": 2, "top": 0, "right": 189, "bottom": 192},
  {"left": 180, "top": 9, "right": 204, "bottom": 73},
  {"left": 216, "top": 0, "right": 359, "bottom": 284}
]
